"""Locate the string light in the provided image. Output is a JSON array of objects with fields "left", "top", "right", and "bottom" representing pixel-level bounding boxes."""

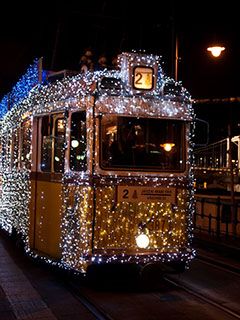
[{"left": 0, "top": 52, "right": 196, "bottom": 273}]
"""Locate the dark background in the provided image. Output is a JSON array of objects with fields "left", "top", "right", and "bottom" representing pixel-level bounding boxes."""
[{"left": 0, "top": 0, "right": 239, "bottom": 100}]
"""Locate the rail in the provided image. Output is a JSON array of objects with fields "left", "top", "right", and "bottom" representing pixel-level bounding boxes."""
[{"left": 194, "top": 194, "right": 240, "bottom": 240}]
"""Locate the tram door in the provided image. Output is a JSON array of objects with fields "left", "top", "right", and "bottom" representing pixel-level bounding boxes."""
[{"left": 30, "top": 113, "right": 65, "bottom": 258}]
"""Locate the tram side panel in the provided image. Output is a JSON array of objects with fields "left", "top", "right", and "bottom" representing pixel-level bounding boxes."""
[
  {"left": 33, "top": 177, "right": 62, "bottom": 258},
  {"left": 0, "top": 120, "right": 31, "bottom": 239},
  {"left": 61, "top": 184, "right": 93, "bottom": 271},
  {"left": 29, "top": 115, "right": 64, "bottom": 259},
  {"left": 60, "top": 107, "right": 95, "bottom": 271}
]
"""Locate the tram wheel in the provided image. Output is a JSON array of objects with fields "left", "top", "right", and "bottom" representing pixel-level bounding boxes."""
[{"left": 139, "top": 263, "right": 166, "bottom": 290}]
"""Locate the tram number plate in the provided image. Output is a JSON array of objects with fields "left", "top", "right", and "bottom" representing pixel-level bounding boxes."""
[{"left": 117, "top": 186, "right": 176, "bottom": 204}]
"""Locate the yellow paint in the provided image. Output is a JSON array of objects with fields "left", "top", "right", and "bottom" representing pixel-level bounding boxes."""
[
  {"left": 93, "top": 186, "right": 188, "bottom": 254},
  {"left": 61, "top": 185, "right": 93, "bottom": 271},
  {"left": 29, "top": 179, "right": 62, "bottom": 258},
  {"left": 29, "top": 180, "right": 36, "bottom": 249}
]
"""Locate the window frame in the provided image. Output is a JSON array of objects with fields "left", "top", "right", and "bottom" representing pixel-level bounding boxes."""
[
  {"left": 68, "top": 110, "right": 87, "bottom": 172},
  {"left": 38, "top": 112, "right": 66, "bottom": 173},
  {"left": 99, "top": 114, "right": 186, "bottom": 173}
]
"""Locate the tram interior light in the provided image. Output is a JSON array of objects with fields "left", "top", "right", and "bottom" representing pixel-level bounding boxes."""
[
  {"left": 160, "top": 143, "right": 175, "bottom": 152},
  {"left": 136, "top": 233, "right": 150, "bottom": 249},
  {"left": 207, "top": 46, "right": 225, "bottom": 57}
]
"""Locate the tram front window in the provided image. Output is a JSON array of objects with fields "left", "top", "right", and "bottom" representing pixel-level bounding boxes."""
[{"left": 100, "top": 116, "right": 185, "bottom": 171}]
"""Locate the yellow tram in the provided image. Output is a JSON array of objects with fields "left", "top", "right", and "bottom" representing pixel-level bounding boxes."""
[{"left": 0, "top": 52, "right": 195, "bottom": 273}]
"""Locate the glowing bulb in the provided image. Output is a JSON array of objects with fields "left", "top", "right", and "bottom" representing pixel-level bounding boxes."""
[
  {"left": 71, "top": 139, "right": 79, "bottom": 148},
  {"left": 207, "top": 46, "right": 225, "bottom": 57},
  {"left": 136, "top": 234, "right": 150, "bottom": 248},
  {"left": 76, "top": 155, "right": 85, "bottom": 160},
  {"left": 26, "top": 153, "right": 31, "bottom": 160},
  {"left": 160, "top": 143, "right": 175, "bottom": 152}
]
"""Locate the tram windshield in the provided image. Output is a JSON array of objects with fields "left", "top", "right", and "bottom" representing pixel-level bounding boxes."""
[{"left": 100, "top": 115, "right": 185, "bottom": 171}]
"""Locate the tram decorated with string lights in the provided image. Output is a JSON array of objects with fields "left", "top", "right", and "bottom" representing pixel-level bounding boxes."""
[{"left": 0, "top": 51, "right": 195, "bottom": 274}]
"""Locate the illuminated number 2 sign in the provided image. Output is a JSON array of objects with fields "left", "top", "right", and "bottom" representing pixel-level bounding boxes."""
[{"left": 133, "top": 66, "right": 154, "bottom": 90}]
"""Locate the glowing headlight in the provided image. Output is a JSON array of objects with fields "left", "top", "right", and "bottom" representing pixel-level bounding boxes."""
[{"left": 136, "top": 234, "right": 150, "bottom": 249}]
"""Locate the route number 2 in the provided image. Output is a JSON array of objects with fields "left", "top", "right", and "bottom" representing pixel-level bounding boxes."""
[{"left": 133, "top": 66, "right": 153, "bottom": 90}]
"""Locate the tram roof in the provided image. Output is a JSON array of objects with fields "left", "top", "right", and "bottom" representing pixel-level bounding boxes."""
[{"left": 0, "top": 53, "right": 193, "bottom": 120}]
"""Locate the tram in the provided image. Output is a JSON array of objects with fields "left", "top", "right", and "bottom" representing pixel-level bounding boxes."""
[{"left": 0, "top": 51, "right": 195, "bottom": 274}]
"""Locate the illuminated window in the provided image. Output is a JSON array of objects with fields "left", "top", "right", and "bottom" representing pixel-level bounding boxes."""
[
  {"left": 40, "top": 114, "right": 65, "bottom": 173},
  {"left": 20, "top": 120, "right": 31, "bottom": 170},
  {"left": 41, "top": 115, "right": 52, "bottom": 172},
  {"left": 54, "top": 117, "right": 65, "bottom": 173},
  {"left": 70, "top": 111, "right": 86, "bottom": 171},
  {"left": 101, "top": 116, "right": 185, "bottom": 172}
]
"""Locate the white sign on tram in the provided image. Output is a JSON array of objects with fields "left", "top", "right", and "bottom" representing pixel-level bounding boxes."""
[{"left": 117, "top": 186, "right": 176, "bottom": 203}]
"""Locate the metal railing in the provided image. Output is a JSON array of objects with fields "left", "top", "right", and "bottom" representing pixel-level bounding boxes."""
[
  {"left": 194, "top": 195, "right": 240, "bottom": 240},
  {"left": 194, "top": 136, "right": 240, "bottom": 171}
]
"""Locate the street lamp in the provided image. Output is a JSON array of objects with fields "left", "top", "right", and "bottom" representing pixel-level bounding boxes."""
[
  {"left": 207, "top": 45, "right": 225, "bottom": 57},
  {"left": 206, "top": 43, "right": 237, "bottom": 236}
]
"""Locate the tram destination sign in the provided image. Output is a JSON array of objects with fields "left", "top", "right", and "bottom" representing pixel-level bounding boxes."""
[
  {"left": 133, "top": 66, "right": 154, "bottom": 90},
  {"left": 117, "top": 186, "right": 176, "bottom": 204}
]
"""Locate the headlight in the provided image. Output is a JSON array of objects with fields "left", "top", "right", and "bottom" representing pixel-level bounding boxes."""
[{"left": 136, "top": 233, "right": 150, "bottom": 249}]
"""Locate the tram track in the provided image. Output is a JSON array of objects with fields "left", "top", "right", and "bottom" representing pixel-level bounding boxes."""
[
  {"left": 65, "top": 251, "right": 240, "bottom": 320},
  {"left": 68, "top": 269, "right": 240, "bottom": 320},
  {"left": 68, "top": 281, "right": 114, "bottom": 320},
  {"left": 196, "top": 254, "right": 240, "bottom": 276},
  {"left": 163, "top": 276, "right": 240, "bottom": 319}
]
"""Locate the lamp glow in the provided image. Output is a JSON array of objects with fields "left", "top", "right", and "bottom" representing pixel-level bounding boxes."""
[
  {"left": 136, "top": 233, "right": 150, "bottom": 249},
  {"left": 207, "top": 46, "right": 225, "bottom": 57},
  {"left": 160, "top": 143, "right": 175, "bottom": 152}
]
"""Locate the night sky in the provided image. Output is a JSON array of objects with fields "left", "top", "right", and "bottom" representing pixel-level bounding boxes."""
[{"left": 0, "top": 0, "right": 239, "bottom": 99}]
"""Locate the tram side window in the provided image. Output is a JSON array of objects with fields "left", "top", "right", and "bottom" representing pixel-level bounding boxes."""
[
  {"left": 40, "top": 114, "right": 66, "bottom": 173},
  {"left": 70, "top": 111, "right": 86, "bottom": 171},
  {"left": 41, "top": 116, "right": 52, "bottom": 172},
  {"left": 20, "top": 120, "right": 31, "bottom": 170},
  {"left": 54, "top": 118, "right": 65, "bottom": 173}
]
